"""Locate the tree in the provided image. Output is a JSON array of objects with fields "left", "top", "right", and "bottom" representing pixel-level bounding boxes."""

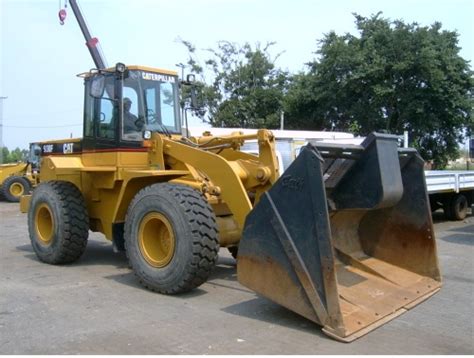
[
  {"left": 1, "top": 146, "right": 28, "bottom": 164},
  {"left": 285, "top": 13, "right": 474, "bottom": 168},
  {"left": 1, "top": 147, "right": 9, "bottom": 164},
  {"left": 180, "top": 40, "right": 289, "bottom": 128}
]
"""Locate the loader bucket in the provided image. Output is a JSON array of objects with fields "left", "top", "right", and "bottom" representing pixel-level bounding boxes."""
[{"left": 237, "top": 133, "right": 441, "bottom": 342}]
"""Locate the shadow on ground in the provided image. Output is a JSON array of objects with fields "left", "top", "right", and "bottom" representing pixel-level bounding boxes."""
[
  {"left": 440, "top": 233, "right": 473, "bottom": 246},
  {"left": 102, "top": 252, "right": 240, "bottom": 297},
  {"left": 447, "top": 224, "right": 474, "bottom": 234},
  {"left": 221, "top": 295, "right": 328, "bottom": 339},
  {"left": 16, "top": 239, "right": 128, "bottom": 268}
]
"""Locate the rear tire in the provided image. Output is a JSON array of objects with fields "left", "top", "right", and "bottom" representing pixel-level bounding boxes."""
[
  {"left": 28, "top": 181, "right": 89, "bottom": 264},
  {"left": 449, "top": 194, "right": 468, "bottom": 221},
  {"left": 1, "top": 175, "right": 32, "bottom": 202},
  {"left": 124, "top": 183, "right": 219, "bottom": 294}
]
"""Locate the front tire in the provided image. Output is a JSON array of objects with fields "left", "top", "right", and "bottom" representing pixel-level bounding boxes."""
[
  {"left": 28, "top": 181, "right": 89, "bottom": 264},
  {"left": 2, "top": 175, "right": 32, "bottom": 202},
  {"left": 124, "top": 183, "right": 219, "bottom": 294}
]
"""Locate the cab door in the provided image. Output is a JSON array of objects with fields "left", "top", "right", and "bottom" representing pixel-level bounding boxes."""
[{"left": 82, "top": 74, "right": 119, "bottom": 151}]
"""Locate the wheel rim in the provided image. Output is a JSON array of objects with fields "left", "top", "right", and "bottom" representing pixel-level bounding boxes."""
[
  {"left": 9, "top": 182, "right": 24, "bottom": 197},
  {"left": 138, "top": 212, "right": 175, "bottom": 268},
  {"left": 35, "top": 203, "right": 54, "bottom": 245}
]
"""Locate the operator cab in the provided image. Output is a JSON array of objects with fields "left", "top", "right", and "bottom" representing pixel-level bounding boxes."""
[
  {"left": 29, "top": 143, "right": 42, "bottom": 173},
  {"left": 82, "top": 63, "right": 182, "bottom": 150}
]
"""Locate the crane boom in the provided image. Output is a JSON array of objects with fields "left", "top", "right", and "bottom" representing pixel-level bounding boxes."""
[{"left": 67, "top": 0, "right": 107, "bottom": 70}]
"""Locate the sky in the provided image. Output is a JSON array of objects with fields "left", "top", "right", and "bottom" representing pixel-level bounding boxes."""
[{"left": 1, "top": 0, "right": 473, "bottom": 150}]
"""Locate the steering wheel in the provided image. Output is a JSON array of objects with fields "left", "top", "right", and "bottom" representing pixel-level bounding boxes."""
[{"left": 135, "top": 117, "right": 145, "bottom": 130}]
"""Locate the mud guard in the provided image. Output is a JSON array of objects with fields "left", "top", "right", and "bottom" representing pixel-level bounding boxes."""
[{"left": 237, "top": 133, "right": 441, "bottom": 342}]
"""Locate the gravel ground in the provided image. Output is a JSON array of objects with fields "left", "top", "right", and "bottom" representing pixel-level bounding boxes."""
[{"left": 0, "top": 202, "right": 472, "bottom": 354}]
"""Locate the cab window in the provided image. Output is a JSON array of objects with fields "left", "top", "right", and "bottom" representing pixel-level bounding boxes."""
[
  {"left": 145, "top": 87, "right": 157, "bottom": 124},
  {"left": 84, "top": 75, "right": 117, "bottom": 140},
  {"left": 97, "top": 95, "right": 116, "bottom": 139},
  {"left": 121, "top": 82, "right": 143, "bottom": 142},
  {"left": 160, "top": 82, "right": 176, "bottom": 128}
]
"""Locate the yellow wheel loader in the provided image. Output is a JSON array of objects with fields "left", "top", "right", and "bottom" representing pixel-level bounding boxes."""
[
  {"left": 0, "top": 162, "right": 33, "bottom": 202},
  {"left": 0, "top": 143, "right": 42, "bottom": 202},
  {"left": 20, "top": 62, "right": 441, "bottom": 342}
]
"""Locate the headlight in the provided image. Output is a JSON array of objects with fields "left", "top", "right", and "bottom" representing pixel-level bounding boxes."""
[
  {"left": 143, "top": 130, "right": 152, "bottom": 140},
  {"left": 115, "top": 62, "right": 126, "bottom": 73}
]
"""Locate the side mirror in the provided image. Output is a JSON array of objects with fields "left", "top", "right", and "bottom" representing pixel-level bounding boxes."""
[
  {"left": 190, "top": 86, "right": 198, "bottom": 108},
  {"left": 180, "top": 73, "right": 200, "bottom": 109},
  {"left": 90, "top": 75, "right": 106, "bottom": 98},
  {"left": 186, "top": 74, "right": 196, "bottom": 84}
]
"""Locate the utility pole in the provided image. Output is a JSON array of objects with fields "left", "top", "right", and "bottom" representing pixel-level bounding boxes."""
[{"left": 0, "top": 96, "right": 6, "bottom": 164}]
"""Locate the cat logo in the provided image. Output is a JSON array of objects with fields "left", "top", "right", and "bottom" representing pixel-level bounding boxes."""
[
  {"left": 141, "top": 72, "right": 175, "bottom": 83},
  {"left": 63, "top": 143, "right": 74, "bottom": 154}
]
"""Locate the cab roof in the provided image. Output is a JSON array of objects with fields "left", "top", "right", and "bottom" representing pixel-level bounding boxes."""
[{"left": 77, "top": 65, "right": 178, "bottom": 78}]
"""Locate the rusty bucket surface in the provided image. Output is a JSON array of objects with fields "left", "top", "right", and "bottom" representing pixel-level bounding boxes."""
[{"left": 237, "top": 133, "right": 441, "bottom": 342}]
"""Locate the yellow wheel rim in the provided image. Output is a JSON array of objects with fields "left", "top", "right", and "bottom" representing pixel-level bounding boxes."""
[
  {"left": 9, "top": 182, "right": 24, "bottom": 197},
  {"left": 138, "top": 212, "right": 175, "bottom": 268},
  {"left": 35, "top": 203, "right": 54, "bottom": 245}
]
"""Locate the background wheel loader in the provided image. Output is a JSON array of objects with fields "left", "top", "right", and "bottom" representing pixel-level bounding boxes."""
[
  {"left": 0, "top": 142, "right": 41, "bottom": 202},
  {"left": 20, "top": 62, "right": 441, "bottom": 342},
  {"left": 0, "top": 162, "right": 33, "bottom": 202}
]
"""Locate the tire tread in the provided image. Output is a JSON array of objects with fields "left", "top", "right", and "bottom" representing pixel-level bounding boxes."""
[
  {"left": 29, "top": 181, "right": 89, "bottom": 264},
  {"left": 125, "top": 183, "right": 219, "bottom": 294}
]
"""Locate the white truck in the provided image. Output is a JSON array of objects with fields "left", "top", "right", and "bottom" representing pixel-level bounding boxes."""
[{"left": 425, "top": 171, "right": 474, "bottom": 220}]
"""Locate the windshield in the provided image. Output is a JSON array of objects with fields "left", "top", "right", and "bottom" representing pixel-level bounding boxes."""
[
  {"left": 122, "top": 70, "right": 181, "bottom": 141},
  {"left": 29, "top": 143, "right": 41, "bottom": 170}
]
